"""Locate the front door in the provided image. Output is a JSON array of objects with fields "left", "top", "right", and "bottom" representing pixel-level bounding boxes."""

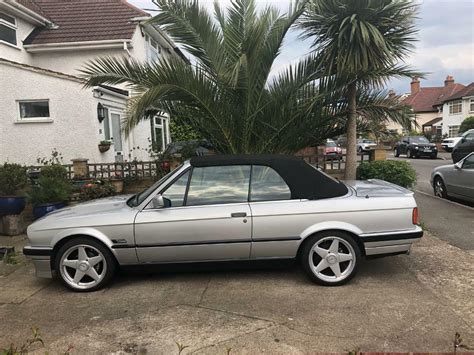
[
  {"left": 451, "top": 154, "right": 474, "bottom": 199},
  {"left": 110, "top": 112, "right": 123, "bottom": 154},
  {"left": 134, "top": 165, "right": 252, "bottom": 263}
]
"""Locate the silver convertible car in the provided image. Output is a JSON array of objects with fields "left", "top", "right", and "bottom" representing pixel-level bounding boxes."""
[{"left": 24, "top": 155, "right": 422, "bottom": 291}]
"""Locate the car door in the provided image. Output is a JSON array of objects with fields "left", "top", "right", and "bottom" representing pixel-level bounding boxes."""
[
  {"left": 248, "top": 165, "right": 302, "bottom": 259},
  {"left": 455, "top": 154, "right": 474, "bottom": 199},
  {"left": 399, "top": 137, "right": 408, "bottom": 154},
  {"left": 134, "top": 165, "right": 252, "bottom": 263}
]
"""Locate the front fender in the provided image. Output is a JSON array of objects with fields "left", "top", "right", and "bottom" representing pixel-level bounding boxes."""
[{"left": 50, "top": 227, "right": 114, "bottom": 248}]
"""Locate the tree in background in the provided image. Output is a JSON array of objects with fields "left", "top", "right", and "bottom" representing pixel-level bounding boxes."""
[
  {"left": 81, "top": 0, "right": 417, "bottom": 160},
  {"left": 459, "top": 116, "right": 474, "bottom": 134},
  {"left": 299, "top": 0, "right": 421, "bottom": 179}
]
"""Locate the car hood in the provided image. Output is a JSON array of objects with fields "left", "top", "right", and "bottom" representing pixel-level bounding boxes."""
[
  {"left": 345, "top": 179, "right": 413, "bottom": 197},
  {"left": 28, "top": 195, "right": 135, "bottom": 232}
]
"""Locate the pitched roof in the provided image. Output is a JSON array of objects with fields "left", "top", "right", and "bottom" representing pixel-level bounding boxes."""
[
  {"left": 23, "top": 0, "right": 149, "bottom": 45},
  {"left": 402, "top": 84, "right": 465, "bottom": 112},
  {"left": 422, "top": 117, "right": 442, "bottom": 127},
  {"left": 16, "top": 0, "right": 49, "bottom": 20},
  {"left": 443, "top": 82, "right": 474, "bottom": 102}
]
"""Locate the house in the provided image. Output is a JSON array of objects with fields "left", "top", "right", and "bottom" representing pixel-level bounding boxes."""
[
  {"left": 387, "top": 76, "right": 466, "bottom": 136},
  {"left": 439, "top": 82, "right": 474, "bottom": 137},
  {"left": 0, "top": 0, "right": 184, "bottom": 165}
]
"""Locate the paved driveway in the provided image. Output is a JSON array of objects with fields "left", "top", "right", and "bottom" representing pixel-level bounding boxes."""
[{"left": 0, "top": 233, "right": 473, "bottom": 353}]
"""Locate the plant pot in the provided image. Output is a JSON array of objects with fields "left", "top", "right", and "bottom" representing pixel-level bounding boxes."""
[
  {"left": 0, "top": 196, "right": 26, "bottom": 216},
  {"left": 98, "top": 144, "right": 111, "bottom": 153},
  {"left": 33, "top": 202, "right": 67, "bottom": 219},
  {"left": 110, "top": 179, "right": 124, "bottom": 193}
]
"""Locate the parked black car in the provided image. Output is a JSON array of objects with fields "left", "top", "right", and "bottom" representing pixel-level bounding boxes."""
[
  {"left": 452, "top": 129, "right": 474, "bottom": 163},
  {"left": 394, "top": 136, "right": 437, "bottom": 159}
]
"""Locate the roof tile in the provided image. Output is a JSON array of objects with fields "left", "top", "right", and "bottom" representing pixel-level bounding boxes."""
[{"left": 402, "top": 83, "right": 465, "bottom": 112}]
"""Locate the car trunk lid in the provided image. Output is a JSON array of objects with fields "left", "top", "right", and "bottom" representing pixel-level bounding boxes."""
[{"left": 345, "top": 179, "right": 413, "bottom": 197}]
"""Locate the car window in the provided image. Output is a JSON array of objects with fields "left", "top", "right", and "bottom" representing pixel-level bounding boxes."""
[
  {"left": 161, "top": 170, "right": 190, "bottom": 207},
  {"left": 462, "top": 155, "right": 474, "bottom": 169},
  {"left": 186, "top": 165, "right": 251, "bottom": 206},
  {"left": 410, "top": 136, "right": 429, "bottom": 143},
  {"left": 465, "top": 133, "right": 474, "bottom": 142},
  {"left": 250, "top": 165, "right": 291, "bottom": 202}
]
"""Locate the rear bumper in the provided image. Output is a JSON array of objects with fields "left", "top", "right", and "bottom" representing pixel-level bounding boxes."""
[
  {"left": 360, "top": 229, "right": 423, "bottom": 256},
  {"left": 23, "top": 246, "right": 53, "bottom": 278}
]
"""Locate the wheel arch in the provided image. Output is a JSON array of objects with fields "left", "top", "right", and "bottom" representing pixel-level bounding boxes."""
[
  {"left": 50, "top": 230, "right": 117, "bottom": 270},
  {"left": 296, "top": 223, "right": 366, "bottom": 259}
]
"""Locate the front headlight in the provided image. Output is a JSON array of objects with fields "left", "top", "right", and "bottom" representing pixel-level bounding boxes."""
[{"left": 414, "top": 146, "right": 419, "bottom": 149}]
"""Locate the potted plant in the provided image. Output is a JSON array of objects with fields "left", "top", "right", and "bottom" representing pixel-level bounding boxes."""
[
  {"left": 28, "top": 165, "right": 71, "bottom": 219},
  {"left": 98, "top": 140, "right": 112, "bottom": 153},
  {"left": 0, "top": 163, "right": 28, "bottom": 216}
]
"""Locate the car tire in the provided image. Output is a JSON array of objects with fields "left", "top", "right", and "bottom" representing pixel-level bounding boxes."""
[
  {"left": 394, "top": 148, "right": 400, "bottom": 157},
  {"left": 431, "top": 154, "right": 437, "bottom": 159},
  {"left": 433, "top": 176, "right": 448, "bottom": 199},
  {"left": 358, "top": 146, "right": 363, "bottom": 153},
  {"left": 407, "top": 149, "right": 412, "bottom": 158},
  {"left": 54, "top": 237, "right": 116, "bottom": 292},
  {"left": 301, "top": 231, "right": 360, "bottom": 286}
]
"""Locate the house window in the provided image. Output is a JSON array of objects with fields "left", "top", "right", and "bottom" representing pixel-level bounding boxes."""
[
  {"left": 18, "top": 100, "right": 50, "bottom": 121},
  {"left": 0, "top": 12, "right": 17, "bottom": 46},
  {"left": 151, "top": 115, "right": 170, "bottom": 152},
  {"left": 448, "top": 125, "right": 460, "bottom": 138},
  {"left": 145, "top": 35, "right": 161, "bottom": 63},
  {"left": 470, "top": 99, "right": 474, "bottom": 113},
  {"left": 449, "top": 100, "right": 462, "bottom": 115}
]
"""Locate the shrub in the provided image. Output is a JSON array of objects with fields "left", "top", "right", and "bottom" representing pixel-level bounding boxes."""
[
  {"left": 0, "top": 163, "right": 28, "bottom": 196},
  {"left": 357, "top": 160, "right": 417, "bottom": 188},
  {"left": 79, "top": 180, "right": 116, "bottom": 201},
  {"left": 28, "top": 165, "right": 71, "bottom": 206},
  {"left": 459, "top": 116, "right": 474, "bottom": 134}
]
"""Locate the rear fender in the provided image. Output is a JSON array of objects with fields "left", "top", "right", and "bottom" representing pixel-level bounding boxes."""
[{"left": 300, "top": 221, "right": 363, "bottom": 241}]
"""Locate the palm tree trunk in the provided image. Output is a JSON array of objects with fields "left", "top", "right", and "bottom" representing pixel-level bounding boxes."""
[{"left": 344, "top": 82, "right": 357, "bottom": 180}]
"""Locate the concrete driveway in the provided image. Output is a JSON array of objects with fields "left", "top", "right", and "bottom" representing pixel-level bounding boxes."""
[{"left": 0, "top": 232, "right": 473, "bottom": 354}]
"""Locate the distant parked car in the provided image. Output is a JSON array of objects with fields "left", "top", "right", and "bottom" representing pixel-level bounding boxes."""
[
  {"left": 431, "top": 152, "right": 474, "bottom": 202},
  {"left": 441, "top": 136, "right": 462, "bottom": 152},
  {"left": 336, "top": 136, "right": 347, "bottom": 148},
  {"left": 394, "top": 136, "right": 437, "bottom": 159},
  {"left": 324, "top": 139, "right": 343, "bottom": 160},
  {"left": 451, "top": 129, "right": 474, "bottom": 163},
  {"left": 160, "top": 140, "right": 214, "bottom": 172},
  {"left": 357, "top": 139, "right": 377, "bottom": 153}
]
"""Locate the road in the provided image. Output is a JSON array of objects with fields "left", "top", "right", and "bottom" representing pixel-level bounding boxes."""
[{"left": 389, "top": 152, "right": 474, "bottom": 251}]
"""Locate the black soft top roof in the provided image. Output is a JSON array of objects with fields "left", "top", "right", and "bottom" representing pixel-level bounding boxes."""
[{"left": 190, "top": 155, "right": 348, "bottom": 200}]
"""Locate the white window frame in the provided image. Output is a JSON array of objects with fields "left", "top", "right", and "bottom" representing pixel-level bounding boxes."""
[
  {"left": 469, "top": 98, "right": 474, "bottom": 113},
  {"left": 448, "top": 125, "right": 460, "bottom": 138},
  {"left": 16, "top": 99, "right": 52, "bottom": 123},
  {"left": 448, "top": 100, "right": 463, "bottom": 115},
  {"left": 145, "top": 34, "right": 161, "bottom": 63},
  {"left": 0, "top": 12, "right": 18, "bottom": 48},
  {"left": 152, "top": 115, "right": 171, "bottom": 152}
]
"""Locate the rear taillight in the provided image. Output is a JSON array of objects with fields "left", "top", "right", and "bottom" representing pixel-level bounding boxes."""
[
  {"left": 161, "top": 161, "right": 170, "bottom": 171},
  {"left": 412, "top": 207, "right": 419, "bottom": 225}
]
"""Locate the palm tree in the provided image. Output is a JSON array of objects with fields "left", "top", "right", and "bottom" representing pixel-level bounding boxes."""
[
  {"left": 81, "top": 0, "right": 341, "bottom": 154},
  {"left": 299, "top": 0, "right": 422, "bottom": 179}
]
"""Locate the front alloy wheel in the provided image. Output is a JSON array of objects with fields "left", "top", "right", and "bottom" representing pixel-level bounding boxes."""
[
  {"left": 407, "top": 149, "right": 412, "bottom": 158},
  {"left": 55, "top": 238, "right": 116, "bottom": 292},
  {"left": 301, "top": 232, "right": 360, "bottom": 286}
]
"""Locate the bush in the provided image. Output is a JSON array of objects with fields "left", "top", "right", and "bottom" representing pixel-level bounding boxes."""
[
  {"left": 28, "top": 165, "right": 71, "bottom": 206},
  {"left": 0, "top": 163, "right": 28, "bottom": 196},
  {"left": 357, "top": 160, "right": 417, "bottom": 188},
  {"left": 79, "top": 180, "right": 116, "bottom": 201},
  {"left": 459, "top": 116, "right": 474, "bottom": 134}
]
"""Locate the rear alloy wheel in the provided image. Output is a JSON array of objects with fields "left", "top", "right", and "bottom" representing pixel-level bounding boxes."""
[
  {"left": 407, "top": 149, "right": 412, "bottom": 158},
  {"left": 55, "top": 238, "right": 116, "bottom": 292},
  {"left": 394, "top": 148, "right": 400, "bottom": 157},
  {"left": 301, "top": 231, "right": 360, "bottom": 286},
  {"left": 434, "top": 177, "right": 448, "bottom": 199}
]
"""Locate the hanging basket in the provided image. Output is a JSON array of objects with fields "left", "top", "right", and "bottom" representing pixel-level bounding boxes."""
[{"left": 98, "top": 143, "right": 111, "bottom": 153}]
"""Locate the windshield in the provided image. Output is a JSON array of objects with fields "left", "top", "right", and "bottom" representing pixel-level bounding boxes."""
[
  {"left": 326, "top": 140, "right": 337, "bottom": 147},
  {"left": 410, "top": 136, "right": 430, "bottom": 143},
  {"left": 127, "top": 167, "right": 181, "bottom": 207}
]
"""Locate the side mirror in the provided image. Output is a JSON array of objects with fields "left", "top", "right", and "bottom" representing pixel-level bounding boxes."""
[
  {"left": 454, "top": 162, "right": 463, "bottom": 170},
  {"left": 149, "top": 194, "right": 171, "bottom": 209}
]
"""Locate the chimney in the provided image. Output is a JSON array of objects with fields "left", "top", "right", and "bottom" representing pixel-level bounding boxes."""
[
  {"left": 444, "top": 75, "right": 455, "bottom": 87},
  {"left": 410, "top": 77, "right": 420, "bottom": 94}
]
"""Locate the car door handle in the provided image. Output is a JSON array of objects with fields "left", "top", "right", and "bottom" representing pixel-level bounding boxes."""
[{"left": 231, "top": 212, "right": 247, "bottom": 218}]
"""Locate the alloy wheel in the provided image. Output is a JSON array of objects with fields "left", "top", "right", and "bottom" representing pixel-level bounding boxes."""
[
  {"left": 59, "top": 244, "right": 107, "bottom": 290},
  {"left": 434, "top": 178, "right": 446, "bottom": 198},
  {"left": 309, "top": 236, "right": 355, "bottom": 283}
]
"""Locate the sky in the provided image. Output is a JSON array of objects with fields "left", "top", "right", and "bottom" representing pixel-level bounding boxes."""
[{"left": 130, "top": 0, "right": 474, "bottom": 94}]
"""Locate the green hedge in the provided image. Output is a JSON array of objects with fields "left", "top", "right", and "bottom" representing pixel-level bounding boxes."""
[
  {"left": 357, "top": 160, "right": 417, "bottom": 188},
  {"left": 459, "top": 116, "right": 474, "bottom": 134}
]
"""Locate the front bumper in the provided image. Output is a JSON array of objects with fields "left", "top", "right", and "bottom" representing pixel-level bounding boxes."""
[{"left": 23, "top": 246, "right": 53, "bottom": 278}]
